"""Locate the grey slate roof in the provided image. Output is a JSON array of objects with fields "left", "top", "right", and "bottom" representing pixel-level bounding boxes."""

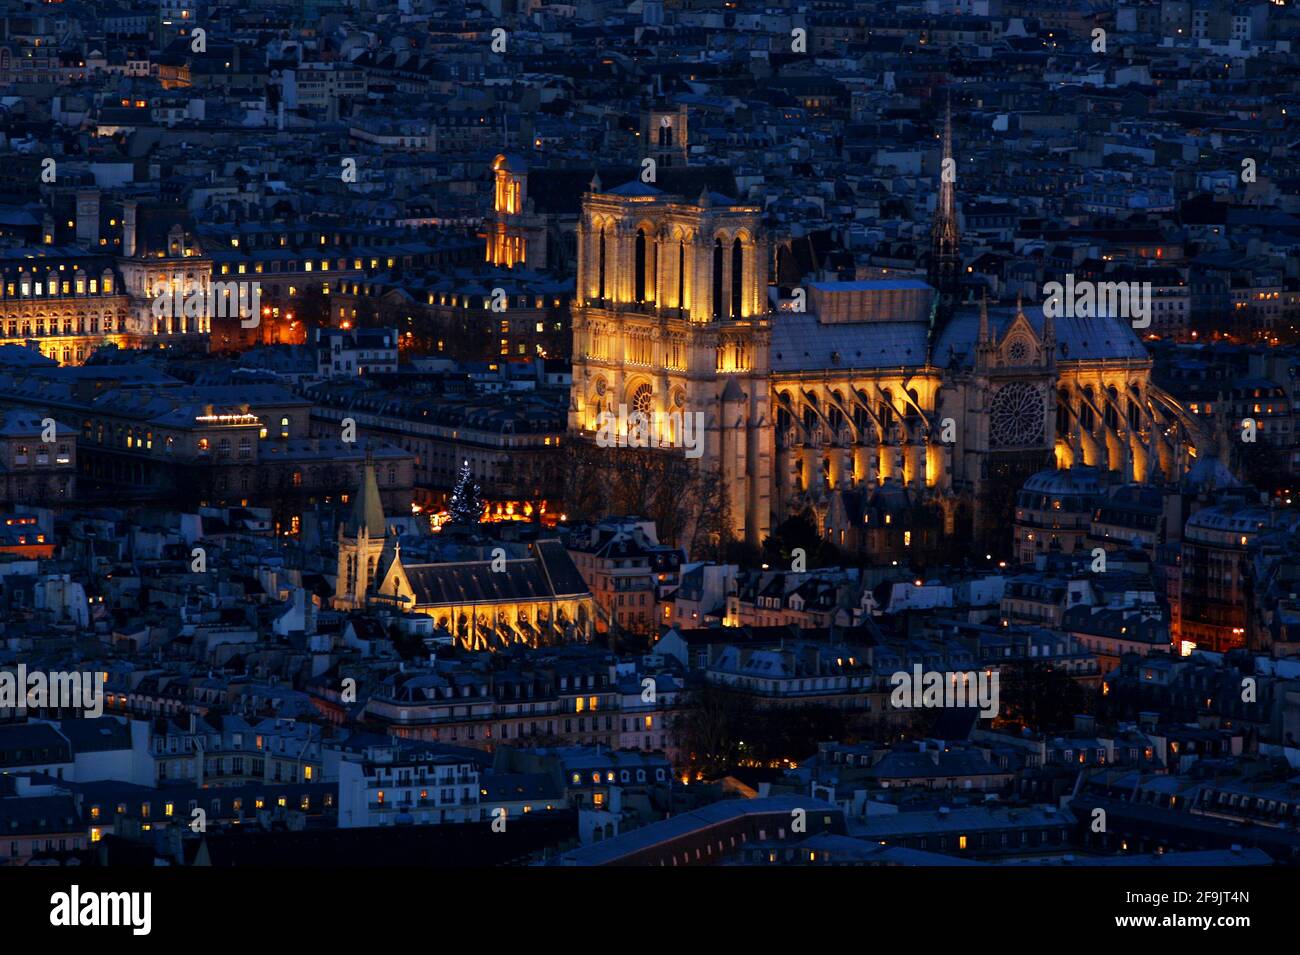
[
  {"left": 771, "top": 315, "right": 930, "bottom": 373},
  {"left": 936, "top": 304, "right": 1149, "bottom": 366}
]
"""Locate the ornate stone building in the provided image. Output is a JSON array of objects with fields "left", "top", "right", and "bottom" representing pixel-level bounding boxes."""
[
  {"left": 565, "top": 162, "right": 1203, "bottom": 551},
  {"left": 567, "top": 176, "right": 773, "bottom": 546},
  {"left": 0, "top": 249, "right": 132, "bottom": 364}
]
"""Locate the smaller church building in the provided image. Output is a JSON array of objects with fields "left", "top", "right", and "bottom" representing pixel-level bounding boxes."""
[{"left": 333, "top": 453, "right": 595, "bottom": 650}]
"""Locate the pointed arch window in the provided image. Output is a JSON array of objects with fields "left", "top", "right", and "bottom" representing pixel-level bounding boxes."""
[
  {"left": 1104, "top": 387, "right": 1120, "bottom": 430},
  {"left": 677, "top": 240, "right": 685, "bottom": 311},
  {"left": 712, "top": 238, "right": 723, "bottom": 320},
  {"left": 1057, "top": 390, "right": 1071, "bottom": 435},
  {"left": 1080, "top": 388, "right": 1096, "bottom": 431},
  {"left": 598, "top": 227, "right": 607, "bottom": 301},
  {"left": 635, "top": 229, "right": 646, "bottom": 303},
  {"left": 731, "top": 238, "right": 744, "bottom": 318}
]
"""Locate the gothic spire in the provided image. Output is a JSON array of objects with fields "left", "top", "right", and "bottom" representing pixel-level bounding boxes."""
[
  {"left": 936, "top": 94, "right": 957, "bottom": 239},
  {"left": 346, "top": 446, "right": 387, "bottom": 540},
  {"left": 928, "top": 91, "right": 962, "bottom": 328}
]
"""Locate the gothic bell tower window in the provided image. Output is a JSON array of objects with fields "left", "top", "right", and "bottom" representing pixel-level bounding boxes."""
[{"left": 631, "top": 384, "right": 653, "bottom": 418}]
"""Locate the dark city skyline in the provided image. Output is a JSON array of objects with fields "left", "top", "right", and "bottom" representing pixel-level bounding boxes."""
[{"left": 0, "top": 0, "right": 1293, "bottom": 936}]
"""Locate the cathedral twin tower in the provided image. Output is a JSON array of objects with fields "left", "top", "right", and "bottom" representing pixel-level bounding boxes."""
[{"left": 567, "top": 178, "right": 775, "bottom": 545}]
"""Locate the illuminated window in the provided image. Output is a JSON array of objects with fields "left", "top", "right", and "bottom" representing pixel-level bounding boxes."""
[
  {"left": 304, "top": 766, "right": 313, "bottom": 781},
  {"left": 958, "top": 835, "right": 967, "bottom": 849}
]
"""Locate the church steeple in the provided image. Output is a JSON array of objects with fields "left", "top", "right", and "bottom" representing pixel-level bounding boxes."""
[
  {"left": 928, "top": 93, "right": 962, "bottom": 328},
  {"left": 333, "top": 446, "right": 389, "bottom": 610},
  {"left": 346, "top": 447, "right": 388, "bottom": 540},
  {"left": 936, "top": 97, "right": 957, "bottom": 240}
]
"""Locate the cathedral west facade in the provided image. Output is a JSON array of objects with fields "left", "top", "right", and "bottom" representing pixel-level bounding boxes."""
[{"left": 550, "top": 116, "right": 1203, "bottom": 552}]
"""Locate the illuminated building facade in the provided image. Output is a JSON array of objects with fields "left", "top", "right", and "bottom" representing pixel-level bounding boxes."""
[
  {"left": 566, "top": 173, "right": 1202, "bottom": 547},
  {"left": 0, "top": 249, "right": 132, "bottom": 364},
  {"left": 335, "top": 456, "right": 593, "bottom": 648},
  {"left": 567, "top": 175, "right": 773, "bottom": 545}
]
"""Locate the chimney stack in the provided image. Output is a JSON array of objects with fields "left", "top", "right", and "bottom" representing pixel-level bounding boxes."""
[
  {"left": 76, "top": 189, "right": 100, "bottom": 247},
  {"left": 123, "top": 200, "right": 138, "bottom": 257}
]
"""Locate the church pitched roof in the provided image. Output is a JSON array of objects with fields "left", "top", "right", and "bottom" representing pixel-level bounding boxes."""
[
  {"left": 770, "top": 314, "right": 929, "bottom": 372},
  {"left": 400, "top": 541, "right": 590, "bottom": 607},
  {"left": 935, "top": 304, "right": 1148, "bottom": 366}
]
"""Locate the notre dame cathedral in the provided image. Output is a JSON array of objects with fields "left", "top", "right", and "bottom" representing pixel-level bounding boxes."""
[{"left": 543, "top": 110, "right": 1203, "bottom": 553}]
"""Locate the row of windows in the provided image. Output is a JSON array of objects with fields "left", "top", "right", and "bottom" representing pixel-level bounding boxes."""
[
  {"left": 11, "top": 837, "right": 83, "bottom": 856},
  {"left": 2, "top": 315, "right": 119, "bottom": 336},
  {"left": 88, "top": 792, "right": 332, "bottom": 822},
  {"left": 219, "top": 257, "right": 396, "bottom": 275},
  {"left": 569, "top": 768, "right": 666, "bottom": 785},
  {"left": 2, "top": 276, "right": 114, "bottom": 297}
]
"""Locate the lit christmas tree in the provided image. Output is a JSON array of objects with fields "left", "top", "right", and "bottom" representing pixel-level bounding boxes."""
[{"left": 447, "top": 459, "right": 483, "bottom": 524}]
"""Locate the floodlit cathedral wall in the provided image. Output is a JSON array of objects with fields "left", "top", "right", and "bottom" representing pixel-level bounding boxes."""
[
  {"left": 567, "top": 185, "right": 773, "bottom": 545},
  {"left": 568, "top": 187, "right": 1196, "bottom": 548}
]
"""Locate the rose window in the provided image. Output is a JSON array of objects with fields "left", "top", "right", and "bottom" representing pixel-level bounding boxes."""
[{"left": 989, "top": 382, "right": 1044, "bottom": 448}]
